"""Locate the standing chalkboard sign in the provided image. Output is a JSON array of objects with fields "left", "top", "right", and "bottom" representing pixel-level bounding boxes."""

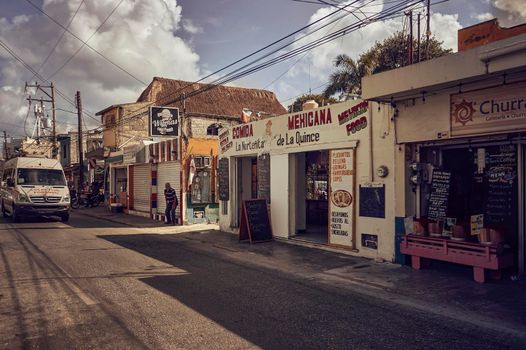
[
  {"left": 239, "top": 199, "right": 273, "bottom": 243},
  {"left": 485, "top": 145, "right": 516, "bottom": 226},
  {"left": 427, "top": 170, "right": 451, "bottom": 220},
  {"left": 257, "top": 153, "right": 271, "bottom": 202},
  {"left": 218, "top": 158, "right": 229, "bottom": 201}
]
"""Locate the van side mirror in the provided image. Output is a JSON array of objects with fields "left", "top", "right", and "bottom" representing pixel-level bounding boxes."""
[{"left": 6, "top": 178, "right": 14, "bottom": 187}]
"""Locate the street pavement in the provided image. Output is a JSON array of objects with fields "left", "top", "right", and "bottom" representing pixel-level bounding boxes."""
[{"left": 1, "top": 209, "right": 525, "bottom": 349}]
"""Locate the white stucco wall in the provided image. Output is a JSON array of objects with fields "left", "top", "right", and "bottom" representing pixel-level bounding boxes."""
[{"left": 218, "top": 100, "right": 399, "bottom": 261}]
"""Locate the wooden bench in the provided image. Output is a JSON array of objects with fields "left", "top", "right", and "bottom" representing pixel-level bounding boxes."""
[{"left": 401, "top": 234, "right": 513, "bottom": 283}]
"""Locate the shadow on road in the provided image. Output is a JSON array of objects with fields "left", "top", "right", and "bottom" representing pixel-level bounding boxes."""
[{"left": 98, "top": 233, "right": 524, "bottom": 350}]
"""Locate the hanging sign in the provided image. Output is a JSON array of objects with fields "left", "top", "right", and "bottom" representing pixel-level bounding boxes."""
[
  {"left": 149, "top": 106, "right": 179, "bottom": 137},
  {"left": 451, "top": 81, "right": 526, "bottom": 137},
  {"left": 328, "top": 149, "right": 355, "bottom": 248}
]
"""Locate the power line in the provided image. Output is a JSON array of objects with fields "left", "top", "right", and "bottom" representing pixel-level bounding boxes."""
[
  {"left": 29, "top": 0, "right": 85, "bottom": 83},
  {"left": 23, "top": 0, "right": 147, "bottom": 86},
  {"left": 46, "top": 0, "right": 126, "bottom": 81},
  {"left": 108, "top": 0, "right": 367, "bottom": 128},
  {"left": 0, "top": 39, "right": 100, "bottom": 125},
  {"left": 90, "top": 0, "right": 419, "bottom": 133}
]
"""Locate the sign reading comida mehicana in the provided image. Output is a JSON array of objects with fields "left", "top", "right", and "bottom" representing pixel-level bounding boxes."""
[
  {"left": 329, "top": 149, "right": 355, "bottom": 248},
  {"left": 451, "top": 81, "right": 526, "bottom": 136},
  {"left": 149, "top": 106, "right": 179, "bottom": 137}
]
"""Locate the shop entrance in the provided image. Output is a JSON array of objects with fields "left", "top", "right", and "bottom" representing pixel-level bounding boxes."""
[
  {"left": 232, "top": 156, "right": 258, "bottom": 228},
  {"left": 420, "top": 142, "right": 521, "bottom": 272},
  {"left": 292, "top": 150, "right": 329, "bottom": 244}
]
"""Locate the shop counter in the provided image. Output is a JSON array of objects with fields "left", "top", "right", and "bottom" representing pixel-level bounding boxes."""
[{"left": 401, "top": 234, "right": 514, "bottom": 283}]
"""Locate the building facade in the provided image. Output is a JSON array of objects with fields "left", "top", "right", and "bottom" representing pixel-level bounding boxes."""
[
  {"left": 362, "top": 23, "right": 526, "bottom": 272},
  {"left": 218, "top": 99, "right": 399, "bottom": 261}
]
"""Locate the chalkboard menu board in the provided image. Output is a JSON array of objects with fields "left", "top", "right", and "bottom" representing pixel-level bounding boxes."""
[
  {"left": 484, "top": 145, "right": 516, "bottom": 226},
  {"left": 427, "top": 170, "right": 451, "bottom": 220},
  {"left": 257, "top": 153, "right": 271, "bottom": 202},
  {"left": 239, "top": 199, "right": 273, "bottom": 243},
  {"left": 359, "top": 183, "right": 385, "bottom": 218},
  {"left": 218, "top": 158, "right": 229, "bottom": 201}
]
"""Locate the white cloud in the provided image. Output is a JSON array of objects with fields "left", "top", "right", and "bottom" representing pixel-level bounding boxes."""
[
  {"left": 430, "top": 13, "right": 463, "bottom": 51},
  {"left": 182, "top": 18, "right": 203, "bottom": 34},
  {"left": 0, "top": 0, "right": 201, "bottom": 134},
  {"left": 473, "top": 12, "right": 495, "bottom": 22},
  {"left": 492, "top": 0, "right": 526, "bottom": 18}
]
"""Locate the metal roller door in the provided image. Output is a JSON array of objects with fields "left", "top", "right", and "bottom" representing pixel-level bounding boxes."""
[
  {"left": 133, "top": 164, "right": 150, "bottom": 213},
  {"left": 157, "top": 161, "right": 181, "bottom": 213}
]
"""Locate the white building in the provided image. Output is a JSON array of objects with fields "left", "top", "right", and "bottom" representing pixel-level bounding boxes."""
[{"left": 219, "top": 99, "right": 399, "bottom": 261}]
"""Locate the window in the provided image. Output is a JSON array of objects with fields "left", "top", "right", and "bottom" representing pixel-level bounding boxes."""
[
  {"left": 206, "top": 123, "right": 221, "bottom": 136},
  {"left": 62, "top": 144, "right": 68, "bottom": 159},
  {"left": 17, "top": 168, "right": 66, "bottom": 186}
]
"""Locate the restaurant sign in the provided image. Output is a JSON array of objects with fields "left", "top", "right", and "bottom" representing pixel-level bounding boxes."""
[
  {"left": 328, "top": 149, "right": 355, "bottom": 248},
  {"left": 451, "top": 81, "right": 526, "bottom": 136},
  {"left": 149, "top": 106, "right": 179, "bottom": 137}
]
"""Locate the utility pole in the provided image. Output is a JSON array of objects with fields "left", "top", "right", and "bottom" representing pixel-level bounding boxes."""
[
  {"left": 3, "top": 131, "right": 8, "bottom": 160},
  {"left": 426, "top": 0, "right": 431, "bottom": 60},
  {"left": 417, "top": 13, "right": 421, "bottom": 63},
  {"left": 76, "top": 91, "right": 84, "bottom": 193},
  {"left": 51, "top": 82, "right": 57, "bottom": 158},
  {"left": 409, "top": 10, "right": 413, "bottom": 65},
  {"left": 25, "top": 81, "right": 57, "bottom": 157}
]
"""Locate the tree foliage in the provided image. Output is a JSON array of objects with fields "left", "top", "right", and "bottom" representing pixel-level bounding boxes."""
[
  {"left": 290, "top": 94, "right": 339, "bottom": 112},
  {"left": 323, "top": 31, "right": 452, "bottom": 99}
]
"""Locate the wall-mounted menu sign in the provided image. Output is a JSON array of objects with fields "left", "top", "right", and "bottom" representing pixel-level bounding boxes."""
[
  {"left": 427, "top": 170, "right": 451, "bottom": 220},
  {"left": 218, "top": 158, "right": 229, "bottom": 201},
  {"left": 359, "top": 183, "right": 385, "bottom": 218},
  {"left": 329, "top": 149, "right": 355, "bottom": 248},
  {"left": 484, "top": 145, "right": 516, "bottom": 226},
  {"left": 257, "top": 153, "right": 271, "bottom": 203}
]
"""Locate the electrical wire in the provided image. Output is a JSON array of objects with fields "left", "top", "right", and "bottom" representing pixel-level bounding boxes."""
[
  {"left": 23, "top": 0, "right": 148, "bottom": 86},
  {"left": 46, "top": 0, "right": 126, "bottom": 81},
  {"left": 0, "top": 39, "right": 100, "bottom": 125},
  {"left": 28, "top": 0, "right": 85, "bottom": 83}
]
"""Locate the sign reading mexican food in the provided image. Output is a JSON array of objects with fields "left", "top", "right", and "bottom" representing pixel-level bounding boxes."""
[
  {"left": 329, "top": 149, "right": 355, "bottom": 248},
  {"left": 220, "top": 100, "right": 369, "bottom": 157},
  {"left": 451, "top": 81, "right": 526, "bottom": 136}
]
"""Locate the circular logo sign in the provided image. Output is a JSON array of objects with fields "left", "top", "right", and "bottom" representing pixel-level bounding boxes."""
[{"left": 331, "top": 190, "right": 353, "bottom": 208}]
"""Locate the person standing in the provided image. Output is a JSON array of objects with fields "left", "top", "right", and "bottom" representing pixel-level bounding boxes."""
[{"left": 164, "top": 182, "right": 178, "bottom": 225}]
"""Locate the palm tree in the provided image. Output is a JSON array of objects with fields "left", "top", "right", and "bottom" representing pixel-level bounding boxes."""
[{"left": 323, "top": 54, "right": 362, "bottom": 100}]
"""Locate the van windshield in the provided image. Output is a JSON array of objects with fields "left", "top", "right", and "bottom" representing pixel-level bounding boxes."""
[{"left": 17, "top": 168, "right": 66, "bottom": 186}]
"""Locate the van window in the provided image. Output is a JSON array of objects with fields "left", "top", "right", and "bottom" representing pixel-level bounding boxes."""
[{"left": 17, "top": 168, "right": 66, "bottom": 186}]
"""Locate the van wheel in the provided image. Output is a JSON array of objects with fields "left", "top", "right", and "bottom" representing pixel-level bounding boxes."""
[
  {"left": 12, "top": 206, "right": 20, "bottom": 223},
  {"left": 60, "top": 214, "right": 69, "bottom": 222}
]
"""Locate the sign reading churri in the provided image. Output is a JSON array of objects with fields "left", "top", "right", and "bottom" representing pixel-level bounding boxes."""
[
  {"left": 149, "top": 106, "right": 179, "bottom": 137},
  {"left": 451, "top": 81, "right": 526, "bottom": 136}
]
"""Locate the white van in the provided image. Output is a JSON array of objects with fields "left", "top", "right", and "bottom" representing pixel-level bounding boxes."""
[{"left": 1, "top": 157, "right": 70, "bottom": 222}]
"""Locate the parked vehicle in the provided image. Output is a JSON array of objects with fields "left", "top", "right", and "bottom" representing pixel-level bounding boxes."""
[
  {"left": 0, "top": 157, "right": 70, "bottom": 222},
  {"left": 70, "top": 190, "right": 102, "bottom": 209}
]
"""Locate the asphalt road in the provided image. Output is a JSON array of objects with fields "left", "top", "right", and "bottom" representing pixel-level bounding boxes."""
[{"left": 0, "top": 211, "right": 524, "bottom": 349}]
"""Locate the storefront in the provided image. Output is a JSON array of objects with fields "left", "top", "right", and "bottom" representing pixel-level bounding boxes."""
[
  {"left": 219, "top": 100, "right": 400, "bottom": 261},
  {"left": 361, "top": 30, "right": 526, "bottom": 272}
]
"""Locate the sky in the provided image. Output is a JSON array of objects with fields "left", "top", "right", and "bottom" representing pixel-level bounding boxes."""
[{"left": 0, "top": 0, "right": 525, "bottom": 138}]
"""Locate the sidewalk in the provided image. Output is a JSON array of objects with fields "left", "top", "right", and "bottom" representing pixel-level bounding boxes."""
[{"left": 77, "top": 208, "right": 526, "bottom": 338}]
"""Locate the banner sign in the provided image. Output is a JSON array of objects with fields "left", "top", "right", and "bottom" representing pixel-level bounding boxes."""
[
  {"left": 328, "top": 149, "right": 355, "bottom": 248},
  {"left": 220, "top": 100, "right": 369, "bottom": 157},
  {"left": 451, "top": 81, "right": 526, "bottom": 136},
  {"left": 149, "top": 106, "right": 179, "bottom": 137}
]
